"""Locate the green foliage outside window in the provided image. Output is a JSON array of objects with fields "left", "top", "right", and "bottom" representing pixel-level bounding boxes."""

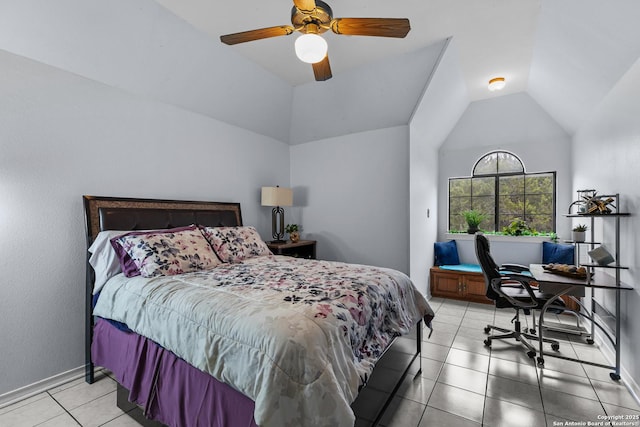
[{"left": 448, "top": 151, "right": 556, "bottom": 234}]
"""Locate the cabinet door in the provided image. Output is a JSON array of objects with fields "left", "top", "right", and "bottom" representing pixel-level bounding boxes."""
[
  {"left": 430, "top": 271, "right": 462, "bottom": 300},
  {"left": 462, "top": 275, "right": 490, "bottom": 304}
]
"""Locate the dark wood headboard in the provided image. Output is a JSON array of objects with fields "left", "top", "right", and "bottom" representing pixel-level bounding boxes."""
[
  {"left": 82, "top": 195, "right": 243, "bottom": 383},
  {"left": 83, "top": 195, "right": 242, "bottom": 243}
]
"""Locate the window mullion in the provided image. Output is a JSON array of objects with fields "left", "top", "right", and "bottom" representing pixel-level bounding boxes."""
[
  {"left": 525, "top": 176, "right": 529, "bottom": 223},
  {"left": 494, "top": 176, "right": 499, "bottom": 232}
]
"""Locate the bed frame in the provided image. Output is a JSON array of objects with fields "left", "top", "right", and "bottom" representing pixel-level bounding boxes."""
[{"left": 83, "top": 195, "right": 422, "bottom": 426}]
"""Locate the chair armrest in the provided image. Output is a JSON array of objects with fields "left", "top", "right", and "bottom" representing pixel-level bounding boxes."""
[
  {"left": 500, "top": 263, "right": 530, "bottom": 273},
  {"left": 491, "top": 274, "right": 539, "bottom": 309}
]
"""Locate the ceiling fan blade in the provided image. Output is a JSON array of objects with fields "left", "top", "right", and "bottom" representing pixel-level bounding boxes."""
[
  {"left": 330, "top": 18, "right": 411, "bottom": 38},
  {"left": 312, "top": 55, "right": 332, "bottom": 81},
  {"left": 220, "top": 25, "right": 295, "bottom": 45},
  {"left": 293, "top": 0, "right": 317, "bottom": 13}
]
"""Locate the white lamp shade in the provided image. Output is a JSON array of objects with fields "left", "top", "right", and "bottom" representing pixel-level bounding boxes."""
[
  {"left": 261, "top": 187, "right": 293, "bottom": 207},
  {"left": 295, "top": 34, "right": 328, "bottom": 64}
]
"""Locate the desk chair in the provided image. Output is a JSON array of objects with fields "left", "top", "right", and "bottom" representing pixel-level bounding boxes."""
[{"left": 475, "top": 234, "right": 563, "bottom": 358}]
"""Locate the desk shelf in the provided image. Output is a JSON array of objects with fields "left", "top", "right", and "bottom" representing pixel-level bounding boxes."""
[
  {"left": 581, "top": 263, "right": 629, "bottom": 270},
  {"left": 546, "top": 193, "right": 632, "bottom": 380}
]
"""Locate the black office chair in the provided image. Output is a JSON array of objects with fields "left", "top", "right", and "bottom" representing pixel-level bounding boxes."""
[{"left": 475, "top": 233, "right": 563, "bottom": 358}]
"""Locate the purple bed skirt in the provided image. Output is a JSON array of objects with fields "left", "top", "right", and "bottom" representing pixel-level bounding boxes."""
[{"left": 92, "top": 318, "right": 259, "bottom": 427}]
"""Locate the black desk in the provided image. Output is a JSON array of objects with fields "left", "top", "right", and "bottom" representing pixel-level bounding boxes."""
[{"left": 529, "top": 264, "right": 633, "bottom": 380}]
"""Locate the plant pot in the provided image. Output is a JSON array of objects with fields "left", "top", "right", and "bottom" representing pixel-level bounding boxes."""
[
  {"left": 290, "top": 231, "right": 300, "bottom": 243},
  {"left": 467, "top": 226, "right": 479, "bottom": 235},
  {"left": 572, "top": 231, "right": 585, "bottom": 242}
]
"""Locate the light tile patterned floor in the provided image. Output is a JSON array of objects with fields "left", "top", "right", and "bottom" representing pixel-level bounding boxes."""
[{"left": 1, "top": 297, "right": 639, "bottom": 426}]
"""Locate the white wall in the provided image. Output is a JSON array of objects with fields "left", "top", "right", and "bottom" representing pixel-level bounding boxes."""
[
  {"left": 409, "top": 38, "right": 469, "bottom": 297},
  {"left": 0, "top": 0, "right": 293, "bottom": 143},
  {"left": 450, "top": 234, "right": 552, "bottom": 267},
  {"left": 572, "top": 56, "right": 640, "bottom": 396},
  {"left": 438, "top": 92, "right": 573, "bottom": 242},
  {"left": 289, "top": 126, "right": 410, "bottom": 273},
  {"left": 528, "top": 0, "right": 640, "bottom": 135},
  {"left": 0, "top": 50, "right": 289, "bottom": 396}
]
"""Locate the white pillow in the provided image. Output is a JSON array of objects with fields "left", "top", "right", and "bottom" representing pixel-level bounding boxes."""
[{"left": 88, "top": 230, "right": 128, "bottom": 294}]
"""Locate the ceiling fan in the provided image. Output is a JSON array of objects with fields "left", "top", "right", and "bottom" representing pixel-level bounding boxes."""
[{"left": 220, "top": 0, "right": 411, "bottom": 81}]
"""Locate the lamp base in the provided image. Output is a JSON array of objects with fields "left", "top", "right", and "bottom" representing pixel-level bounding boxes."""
[
  {"left": 271, "top": 206, "right": 286, "bottom": 242},
  {"left": 269, "top": 239, "right": 287, "bottom": 244}
]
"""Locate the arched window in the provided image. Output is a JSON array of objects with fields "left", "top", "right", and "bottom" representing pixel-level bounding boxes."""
[{"left": 449, "top": 151, "right": 556, "bottom": 233}]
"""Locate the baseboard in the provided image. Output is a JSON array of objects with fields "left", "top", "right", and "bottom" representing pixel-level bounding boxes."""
[
  {"left": 594, "top": 331, "right": 640, "bottom": 407},
  {"left": 0, "top": 365, "right": 87, "bottom": 409}
]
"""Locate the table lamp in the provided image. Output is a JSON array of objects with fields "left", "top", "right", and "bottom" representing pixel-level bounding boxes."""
[{"left": 261, "top": 186, "right": 293, "bottom": 243}]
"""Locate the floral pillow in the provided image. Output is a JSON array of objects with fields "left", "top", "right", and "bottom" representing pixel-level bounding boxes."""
[
  {"left": 111, "top": 225, "right": 221, "bottom": 278},
  {"left": 201, "top": 226, "right": 272, "bottom": 263}
]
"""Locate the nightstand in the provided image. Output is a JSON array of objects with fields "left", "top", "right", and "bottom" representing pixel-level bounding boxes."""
[{"left": 267, "top": 240, "right": 317, "bottom": 259}]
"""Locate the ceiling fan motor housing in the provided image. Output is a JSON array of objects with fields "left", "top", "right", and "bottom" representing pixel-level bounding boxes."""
[{"left": 291, "top": 0, "right": 333, "bottom": 34}]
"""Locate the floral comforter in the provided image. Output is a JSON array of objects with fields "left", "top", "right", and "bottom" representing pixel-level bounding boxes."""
[{"left": 93, "top": 255, "right": 433, "bottom": 427}]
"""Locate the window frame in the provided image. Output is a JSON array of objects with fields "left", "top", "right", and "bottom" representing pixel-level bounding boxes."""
[{"left": 448, "top": 151, "right": 557, "bottom": 233}]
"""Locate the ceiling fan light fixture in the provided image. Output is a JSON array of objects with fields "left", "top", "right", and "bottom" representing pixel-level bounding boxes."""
[
  {"left": 488, "top": 77, "right": 506, "bottom": 91},
  {"left": 295, "top": 33, "right": 328, "bottom": 64}
]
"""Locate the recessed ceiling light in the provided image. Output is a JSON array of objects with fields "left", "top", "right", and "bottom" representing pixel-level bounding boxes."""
[{"left": 488, "top": 77, "right": 506, "bottom": 91}]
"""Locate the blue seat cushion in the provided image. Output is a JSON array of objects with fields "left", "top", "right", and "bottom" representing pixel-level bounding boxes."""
[
  {"left": 439, "top": 263, "right": 482, "bottom": 273},
  {"left": 434, "top": 240, "right": 460, "bottom": 266},
  {"left": 542, "top": 241, "right": 575, "bottom": 265}
]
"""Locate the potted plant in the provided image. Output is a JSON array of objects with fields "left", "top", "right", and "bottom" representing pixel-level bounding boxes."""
[
  {"left": 285, "top": 224, "right": 301, "bottom": 242},
  {"left": 462, "top": 210, "right": 486, "bottom": 234},
  {"left": 572, "top": 224, "right": 588, "bottom": 242},
  {"left": 502, "top": 218, "right": 536, "bottom": 236}
]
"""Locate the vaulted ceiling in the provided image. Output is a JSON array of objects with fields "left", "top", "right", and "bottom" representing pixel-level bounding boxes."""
[
  {"left": 156, "top": 0, "right": 540, "bottom": 100},
  {"left": 2, "top": 0, "right": 638, "bottom": 145},
  {"left": 156, "top": 0, "right": 640, "bottom": 136}
]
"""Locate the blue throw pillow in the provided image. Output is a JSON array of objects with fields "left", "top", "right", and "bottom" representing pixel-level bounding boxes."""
[
  {"left": 542, "top": 241, "right": 575, "bottom": 265},
  {"left": 434, "top": 240, "right": 460, "bottom": 266}
]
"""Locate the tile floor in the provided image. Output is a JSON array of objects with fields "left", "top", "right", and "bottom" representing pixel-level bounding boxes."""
[{"left": 1, "top": 297, "right": 639, "bottom": 427}]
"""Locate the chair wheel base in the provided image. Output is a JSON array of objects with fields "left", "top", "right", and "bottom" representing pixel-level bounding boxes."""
[
  {"left": 484, "top": 326, "right": 491, "bottom": 334},
  {"left": 484, "top": 339, "right": 491, "bottom": 347},
  {"left": 586, "top": 339, "right": 594, "bottom": 345},
  {"left": 527, "top": 350, "right": 536, "bottom": 359},
  {"left": 551, "top": 343, "right": 560, "bottom": 351},
  {"left": 610, "top": 372, "right": 621, "bottom": 381},
  {"left": 537, "top": 357, "right": 544, "bottom": 366}
]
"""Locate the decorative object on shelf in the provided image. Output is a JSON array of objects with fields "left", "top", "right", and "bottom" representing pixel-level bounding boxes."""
[
  {"left": 261, "top": 186, "right": 293, "bottom": 243},
  {"left": 572, "top": 224, "right": 588, "bottom": 242},
  {"left": 285, "top": 224, "right": 301, "bottom": 242},
  {"left": 568, "top": 189, "right": 617, "bottom": 215},
  {"left": 542, "top": 263, "right": 588, "bottom": 279},
  {"left": 462, "top": 210, "right": 486, "bottom": 234},
  {"left": 588, "top": 245, "right": 615, "bottom": 266},
  {"left": 585, "top": 194, "right": 616, "bottom": 214},
  {"left": 568, "top": 189, "right": 596, "bottom": 214}
]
